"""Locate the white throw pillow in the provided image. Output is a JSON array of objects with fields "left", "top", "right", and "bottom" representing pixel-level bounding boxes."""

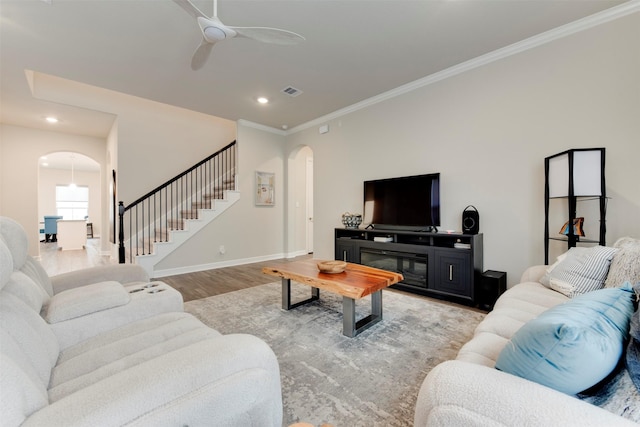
[
  {"left": 540, "top": 249, "right": 577, "bottom": 288},
  {"left": 547, "top": 246, "right": 618, "bottom": 298}
]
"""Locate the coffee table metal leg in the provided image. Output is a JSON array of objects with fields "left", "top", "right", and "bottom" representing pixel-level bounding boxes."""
[
  {"left": 281, "top": 278, "right": 319, "bottom": 310},
  {"left": 342, "top": 290, "right": 383, "bottom": 337}
]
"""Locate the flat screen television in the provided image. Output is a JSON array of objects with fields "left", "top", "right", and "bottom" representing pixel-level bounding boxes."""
[{"left": 363, "top": 173, "right": 440, "bottom": 232}]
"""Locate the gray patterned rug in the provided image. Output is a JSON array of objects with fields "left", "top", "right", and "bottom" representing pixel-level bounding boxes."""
[{"left": 184, "top": 282, "right": 485, "bottom": 426}]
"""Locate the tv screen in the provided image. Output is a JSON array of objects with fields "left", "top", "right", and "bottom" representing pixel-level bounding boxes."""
[{"left": 363, "top": 173, "right": 440, "bottom": 231}]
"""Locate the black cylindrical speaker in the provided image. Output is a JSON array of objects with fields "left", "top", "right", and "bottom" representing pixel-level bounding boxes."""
[{"left": 462, "top": 205, "right": 479, "bottom": 234}]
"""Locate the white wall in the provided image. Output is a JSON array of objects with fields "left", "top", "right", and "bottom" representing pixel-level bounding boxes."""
[
  {"left": 26, "top": 72, "right": 237, "bottom": 205},
  {"left": 286, "top": 13, "right": 640, "bottom": 287},
  {"left": 106, "top": 120, "right": 119, "bottom": 249},
  {"left": 0, "top": 124, "right": 107, "bottom": 256},
  {"left": 153, "top": 122, "right": 287, "bottom": 274}
]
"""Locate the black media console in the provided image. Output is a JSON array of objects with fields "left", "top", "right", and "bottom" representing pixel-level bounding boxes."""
[{"left": 335, "top": 228, "right": 483, "bottom": 306}]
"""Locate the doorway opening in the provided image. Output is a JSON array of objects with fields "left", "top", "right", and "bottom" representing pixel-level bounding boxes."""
[{"left": 287, "top": 145, "right": 314, "bottom": 257}]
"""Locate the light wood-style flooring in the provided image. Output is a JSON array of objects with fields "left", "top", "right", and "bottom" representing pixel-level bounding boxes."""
[{"left": 39, "top": 238, "right": 116, "bottom": 276}]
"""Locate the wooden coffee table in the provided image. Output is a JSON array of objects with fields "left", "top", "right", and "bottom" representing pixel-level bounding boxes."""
[{"left": 262, "top": 259, "right": 403, "bottom": 337}]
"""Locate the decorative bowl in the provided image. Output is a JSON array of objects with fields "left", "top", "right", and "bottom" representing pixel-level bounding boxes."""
[
  {"left": 317, "top": 260, "right": 347, "bottom": 274},
  {"left": 341, "top": 212, "right": 362, "bottom": 229}
]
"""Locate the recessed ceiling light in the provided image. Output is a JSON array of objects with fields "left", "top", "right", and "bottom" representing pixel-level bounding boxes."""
[
  {"left": 45, "top": 117, "right": 59, "bottom": 123},
  {"left": 41, "top": 162, "right": 49, "bottom": 167},
  {"left": 257, "top": 97, "right": 269, "bottom": 104}
]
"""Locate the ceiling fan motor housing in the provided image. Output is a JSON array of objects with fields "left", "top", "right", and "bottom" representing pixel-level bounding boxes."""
[{"left": 198, "top": 16, "right": 236, "bottom": 42}]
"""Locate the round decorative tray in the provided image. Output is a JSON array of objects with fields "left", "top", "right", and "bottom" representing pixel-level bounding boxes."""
[{"left": 317, "top": 260, "right": 347, "bottom": 274}]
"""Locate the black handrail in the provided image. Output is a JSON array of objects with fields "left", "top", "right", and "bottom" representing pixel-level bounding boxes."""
[{"left": 118, "top": 141, "right": 236, "bottom": 263}]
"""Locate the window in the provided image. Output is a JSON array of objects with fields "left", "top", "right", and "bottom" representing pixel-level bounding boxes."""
[{"left": 56, "top": 185, "right": 89, "bottom": 220}]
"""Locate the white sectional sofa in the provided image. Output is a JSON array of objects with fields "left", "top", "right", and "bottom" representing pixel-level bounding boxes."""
[
  {"left": 414, "top": 241, "right": 640, "bottom": 426},
  {"left": 0, "top": 216, "right": 283, "bottom": 426}
]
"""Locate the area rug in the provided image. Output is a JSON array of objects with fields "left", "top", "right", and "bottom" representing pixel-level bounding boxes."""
[{"left": 184, "top": 282, "right": 485, "bottom": 426}]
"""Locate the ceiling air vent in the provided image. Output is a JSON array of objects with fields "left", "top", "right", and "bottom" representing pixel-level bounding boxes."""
[{"left": 282, "top": 86, "right": 302, "bottom": 97}]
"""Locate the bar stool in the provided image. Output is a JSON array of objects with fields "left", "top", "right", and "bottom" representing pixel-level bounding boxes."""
[{"left": 86, "top": 222, "right": 94, "bottom": 238}]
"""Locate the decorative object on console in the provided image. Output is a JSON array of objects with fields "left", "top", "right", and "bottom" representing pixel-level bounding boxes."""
[
  {"left": 559, "top": 217, "right": 585, "bottom": 237},
  {"left": 461, "top": 205, "right": 479, "bottom": 235},
  {"left": 495, "top": 284, "right": 635, "bottom": 395},
  {"left": 317, "top": 260, "right": 347, "bottom": 274},
  {"left": 341, "top": 212, "right": 362, "bottom": 229},
  {"left": 454, "top": 240, "right": 471, "bottom": 249}
]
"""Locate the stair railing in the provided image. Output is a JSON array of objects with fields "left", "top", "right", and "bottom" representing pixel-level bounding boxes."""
[{"left": 118, "top": 141, "right": 236, "bottom": 263}]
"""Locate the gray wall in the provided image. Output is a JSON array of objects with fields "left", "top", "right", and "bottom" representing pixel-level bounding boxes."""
[
  {"left": 154, "top": 123, "right": 288, "bottom": 274},
  {"left": 286, "top": 13, "right": 640, "bottom": 287}
]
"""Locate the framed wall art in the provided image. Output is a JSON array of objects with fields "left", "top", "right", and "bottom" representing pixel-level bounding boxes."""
[{"left": 255, "top": 171, "right": 275, "bottom": 206}]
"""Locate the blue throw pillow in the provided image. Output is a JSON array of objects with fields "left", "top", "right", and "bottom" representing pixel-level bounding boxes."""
[
  {"left": 495, "top": 284, "right": 635, "bottom": 395},
  {"left": 628, "top": 298, "right": 640, "bottom": 393}
]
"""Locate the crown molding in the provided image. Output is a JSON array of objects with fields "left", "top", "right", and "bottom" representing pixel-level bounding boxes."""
[
  {"left": 287, "top": 1, "right": 640, "bottom": 136},
  {"left": 237, "top": 119, "right": 287, "bottom": 136}
]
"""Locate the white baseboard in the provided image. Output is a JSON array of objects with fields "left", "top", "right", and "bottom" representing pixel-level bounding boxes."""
[
  {"left": 151, "top": 253, "right": 287, "bottom": 278},
  {"left": 285, "top": 249, "right": 310, "bottom": 259}
]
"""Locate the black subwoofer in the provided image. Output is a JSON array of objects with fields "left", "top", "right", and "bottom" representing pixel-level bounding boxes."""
[
  {"left": 462, "top": 205, "right": 479, "bottom": 234},
  {"left": 478, "top": 270, "right": 507, "bottom": 310}
]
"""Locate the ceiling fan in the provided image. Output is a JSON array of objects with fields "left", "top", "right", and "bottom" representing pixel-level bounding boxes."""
[{"left": 173, "top": 0, "right": 305, "bottom": 70}]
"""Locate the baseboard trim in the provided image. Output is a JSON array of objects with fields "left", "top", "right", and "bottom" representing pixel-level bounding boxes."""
[
  {"left": 285, "top": 249, "right": 310, "bottom": 259},
  {"left": 151, "top": 253, "right": 287, "bottom": 278}
]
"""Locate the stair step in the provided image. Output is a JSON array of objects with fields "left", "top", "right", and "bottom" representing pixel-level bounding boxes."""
[
  {"left": 134, "top": 239, "right": 156, "bottom": 256},
  {"left": 153, "top": 229, "right": 170, "bottom": 241},
  {"left": 204, "top": 192, "right": 225, "bottom": 200},
  {"left": 191, "top": 201, "right": 212, "bottom": 209},
  {"left": 180, "top": 209, "right": 199, "bottom": 219},
  {"left": 167, "top": 219, "right": 184, "bottom": 230}
]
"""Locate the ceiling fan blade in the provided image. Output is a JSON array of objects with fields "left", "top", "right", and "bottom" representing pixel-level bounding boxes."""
[
  {"left": 231, "top": 27, "right": 305, "bottom": 45},
  {"left": 191, "top": 38, "right": 215, "bottom": 70},
  {"left": 173, "top": 0, "right": 208, "bottom": 19}
]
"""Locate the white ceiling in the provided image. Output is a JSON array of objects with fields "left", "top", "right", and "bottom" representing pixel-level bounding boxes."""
[{"left": 0, "top": 0, "right": 632, "bottom": 138}]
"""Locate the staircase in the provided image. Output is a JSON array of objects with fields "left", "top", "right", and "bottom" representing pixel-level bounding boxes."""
[{"left": 118, "top": 141, "right": 237, "bottom": 277}]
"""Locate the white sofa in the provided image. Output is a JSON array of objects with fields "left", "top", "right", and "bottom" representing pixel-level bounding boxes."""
[
  {"left": 0, "top": 215, "right": 185, "bottom": 349},
  {"left": 0, "top": 216, "right": 283, "bottom": 426},
  {"left": 414, "top": 255, "right": 639, "bottom": 426}
]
